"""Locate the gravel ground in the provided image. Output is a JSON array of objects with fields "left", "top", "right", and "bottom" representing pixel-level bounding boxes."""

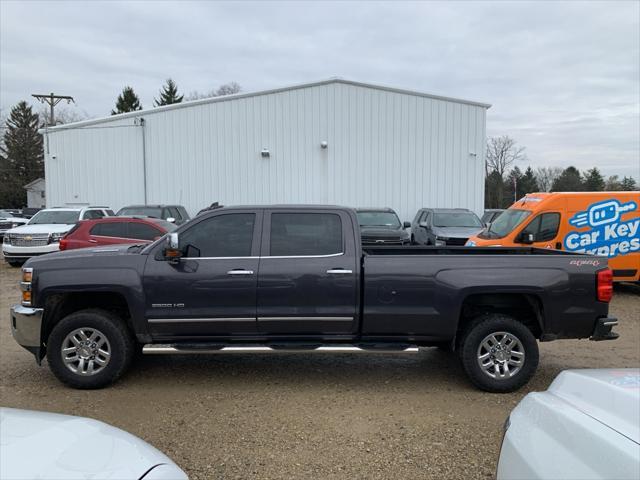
[{"left": 1, "top": 260, "right": 638, "bottom": 479}]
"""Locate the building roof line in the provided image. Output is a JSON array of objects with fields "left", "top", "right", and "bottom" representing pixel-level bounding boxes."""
[{"left": 39, "top": 78, "right": 491, "bottom": 133}]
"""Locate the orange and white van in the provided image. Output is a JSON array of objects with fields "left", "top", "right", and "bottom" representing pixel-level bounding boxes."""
[{"left": 467, "top": 191, "right": 640, "bottom": 282}]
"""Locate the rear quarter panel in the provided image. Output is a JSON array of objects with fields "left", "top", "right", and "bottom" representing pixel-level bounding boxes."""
[{"left": 362, "top": 253, "right": 608, "bottom": 340}]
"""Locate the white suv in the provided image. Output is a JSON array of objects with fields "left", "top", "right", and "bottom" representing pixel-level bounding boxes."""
[{"left": 2, "top": 206, "right": 113, "bottom": 266}]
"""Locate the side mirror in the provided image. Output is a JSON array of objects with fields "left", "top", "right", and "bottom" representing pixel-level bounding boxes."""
[
  {"left": 519, "top": 233, "right": 535, "bottom": 244},
  {"left": 163, "top": 232, "right": 182, "bottom": 261},
  {"left": 166, "top": 217, "right": 176, "bottom": 223},
  {"left": 403, "top": 221, "right": 411, "bottom": 229}
]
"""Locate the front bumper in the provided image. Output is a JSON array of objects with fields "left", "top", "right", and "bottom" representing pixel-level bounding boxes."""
[
  {"left": 10, "top": 304, "right": 43, "bottom": 348},
  {"left": 2, "top": 242, "right": 60, "bottom": 259},
  {"left": 590, "top": 317, "right": 619, "bottom": 341}
]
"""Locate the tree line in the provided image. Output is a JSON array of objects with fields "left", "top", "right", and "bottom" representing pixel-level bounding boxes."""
[
  {"left": 111, "top": 79, "right": 242, "bottom": 115},
  {"left": 484, "top": 135, "right": 637, "bottom": 209}
]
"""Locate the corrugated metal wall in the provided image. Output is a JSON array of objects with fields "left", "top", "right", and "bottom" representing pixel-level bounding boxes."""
[{"left": 45, "top": 80, "right": 487, "bottom": 221}]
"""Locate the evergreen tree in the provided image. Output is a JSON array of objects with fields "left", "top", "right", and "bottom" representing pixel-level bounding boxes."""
[
  {"left": 519, "top": 166, "right": 540, "bottom": 195},
  {"left": 111, "top": 86, "right": 142, "bottom": 115},
  {"left": 484, "top": 170, "right": 505, "bottom": 208},
  {"left": 551, "top": 166, "right": 583, "bottom": 192},
  {"left": 504, "top": 166, "right": 523, "bottom": 205},
  {"left": 0, "top": 101, "right": 43, "bottom": 207},
  {"left": 620, "top": 176, "right": 637, "bottom": 191},
  {"left": 154, "top": 78, "right": 184, "bottom": 107},
  {"left": 582, "top": 167, "right": 605, "bottom": 191}
]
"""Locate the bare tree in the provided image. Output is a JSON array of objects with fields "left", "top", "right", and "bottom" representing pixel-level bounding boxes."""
[
  {"left": 39, "top": 105, "right": 89, "bottom": 126},
  {"left": 485, "top": 136, "right": 526, "bottom": 178},
  {"left": 185, "top": 82, "right": 242, "bottom": 101},
  {"left": 534, "top": 166, "right": 563, "bottom": 192}
]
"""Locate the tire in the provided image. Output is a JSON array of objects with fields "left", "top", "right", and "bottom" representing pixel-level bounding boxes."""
[
  {"left": 47, "top": 309, "right": 135, "bottom": 389},
  {"left": 458, "top": 314, "right": 539, "bottom": 393}
]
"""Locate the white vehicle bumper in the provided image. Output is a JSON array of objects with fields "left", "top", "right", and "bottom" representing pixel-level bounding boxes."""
[{"left": 2, "top": 242, "right": 60, "bottom": 260}]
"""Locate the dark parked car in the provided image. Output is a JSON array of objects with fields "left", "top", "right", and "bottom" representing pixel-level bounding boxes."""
[
  {"left": 11, "top": 205, "right": 617, "bottom": 393},
  {"left": 356, "top": 208, "right": 410, "bottom": 245},
  {"left": 116, "top": 204, "right": 190, "bottom": 225},
  {"left": 19, "top": 207, "right": 42, "bottom": 219},
  {"left": 482, "top": 209, "right": 505, "bottom": 226},
  {"left": 59, "top": 216, "right": 176, "bottom": 250},
  {"left": 411, "top": 208, "right": 484, "bottom": 245}
]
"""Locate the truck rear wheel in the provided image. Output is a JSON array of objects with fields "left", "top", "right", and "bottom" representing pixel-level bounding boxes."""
[
  {"left": 459, "top": 314, "right": 539, "bottom": 393},
  {"left": 47, "top": 309, "right": 135, "bottom": 389}
]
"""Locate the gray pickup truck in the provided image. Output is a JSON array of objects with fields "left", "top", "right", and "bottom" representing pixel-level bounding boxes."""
[{"left": 10, "top": 205, "right": 618, "bottom": 392}]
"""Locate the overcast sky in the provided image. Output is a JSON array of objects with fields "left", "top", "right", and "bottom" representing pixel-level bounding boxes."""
[{"left": 1, "top": 0, "right": 638, "bottom": 179}]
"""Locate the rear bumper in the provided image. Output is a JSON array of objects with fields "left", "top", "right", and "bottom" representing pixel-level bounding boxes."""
[
  {"left": 590, "top": 317, "right": 619, "bottom": 341},
  {"left": 10, "top": 304, "right": 43, "bottom": 348}
]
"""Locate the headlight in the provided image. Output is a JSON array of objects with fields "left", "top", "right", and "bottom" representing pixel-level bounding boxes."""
[
  {"left": 49, "top": 233, "right": 64, "bottom": 243},
  {"left": 11, "top": 223, "right": 19, "bottom": 228},
  {"left": 3, "top": 235, "right": 9, "bottom": 244},
  {"left": 435, "top": 239, "right": 446, "bottom": 247},
  {"left": 465, "top": 240, "right": 477, "bottom": 246}
]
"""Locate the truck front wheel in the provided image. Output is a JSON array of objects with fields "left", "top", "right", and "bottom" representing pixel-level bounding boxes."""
[
  {"left": 47, "top": 309, "right": 135, "bottom": 389},
  {"left": 459, "top": 314, "right": 539, "bottom": 393}
]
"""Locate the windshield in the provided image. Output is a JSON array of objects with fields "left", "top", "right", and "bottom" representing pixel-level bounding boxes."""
[
  {"left": 485, "top": 209, "right": 532, "bottom": 238},
  {"left": 28, "top": 210, "right": 80, "bottom": 225},
  {"left": 118, "top": 207, "right": 163, "bottom": 218},
  {"left": 433, "top": 212, "right": 482, "bottom": 228},
  {"left": 357, "top": 211, "right": 401, "bottom": 228}
]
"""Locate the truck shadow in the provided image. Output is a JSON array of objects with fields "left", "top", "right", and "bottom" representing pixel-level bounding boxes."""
[{"left": 126, "top": 347, "right": 473, "bottom": 391}]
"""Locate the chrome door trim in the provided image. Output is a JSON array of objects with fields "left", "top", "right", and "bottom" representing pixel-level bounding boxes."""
[
  {"left": 257, "top": 316, "right": 353, "bottom": 322},
  {"left": 181, "top": 252, "right": 344, "bottom": 260},
  {"left": 148, "top": 317, "right": 256, "bottom": 323},
  {"left": 326, "top": 269, "right": 353, "bottom": 274},
  {"left": 262, "top": 252, "right": 344, "bottom": 259},
  {"left": 227, "top": 269, "right": 254, "bottom": 275}
]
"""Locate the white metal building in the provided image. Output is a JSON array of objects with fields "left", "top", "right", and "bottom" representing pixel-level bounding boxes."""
[{"left": 42, "top": 79, "right": 490, "bottom": 221}]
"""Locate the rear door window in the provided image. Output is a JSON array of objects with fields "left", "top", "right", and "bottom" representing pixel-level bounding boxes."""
[
  {"left": 90, "top": 222, "right": 128, "bottom": 238},
  {"left": 269, "top": 213, "right": 342, "bottom": 256}
]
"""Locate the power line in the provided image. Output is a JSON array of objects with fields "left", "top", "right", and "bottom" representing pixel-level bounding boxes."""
[{"left": 31, "top": 92, "right": 75, "bottom": 126}]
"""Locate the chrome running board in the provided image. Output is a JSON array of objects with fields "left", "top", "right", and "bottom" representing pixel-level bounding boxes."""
[{"left": 142, "top": 344, "right": 420, "bottom": 355}]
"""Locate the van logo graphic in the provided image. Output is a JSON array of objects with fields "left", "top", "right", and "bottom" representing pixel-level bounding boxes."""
[{"left": 564, "top": 199, "right": 639, "bottom": 258}]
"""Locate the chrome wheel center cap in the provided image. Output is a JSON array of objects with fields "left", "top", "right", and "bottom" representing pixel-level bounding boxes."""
[{"left": 78, "top": 346, "right": 93, "bottom": 359}]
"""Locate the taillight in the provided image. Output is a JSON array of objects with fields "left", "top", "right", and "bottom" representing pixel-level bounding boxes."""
[
  {"left": 597, "top": 269, "right": 613, "bottom": 302},
  {"left": 59, "top": 238, "right": 68, "bottom": 250}
]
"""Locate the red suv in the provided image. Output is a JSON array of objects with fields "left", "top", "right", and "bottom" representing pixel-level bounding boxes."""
[{"left": 59, "top": 217, "right": 177, "bottom": 250}]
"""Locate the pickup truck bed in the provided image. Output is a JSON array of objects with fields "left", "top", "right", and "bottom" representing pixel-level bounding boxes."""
[{"left": 10, "top": 205, "right": 618, "bottom": 392}]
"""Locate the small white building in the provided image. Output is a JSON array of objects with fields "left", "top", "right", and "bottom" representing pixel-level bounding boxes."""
[
  {"left": 23, "top": 177, "right": 46, "bottom": 208},
  {"left": 41, "top": 79, "right": 490, "bottom": 221}
]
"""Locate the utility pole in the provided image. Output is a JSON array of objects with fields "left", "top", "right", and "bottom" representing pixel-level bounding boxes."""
[{"left": 31, "top": 92, "right": 74, "bottom": 126}]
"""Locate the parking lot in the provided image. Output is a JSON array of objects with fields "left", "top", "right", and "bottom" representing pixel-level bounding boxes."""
[{"left": 0, "top": 261, "right": 638, "bottom": 479}]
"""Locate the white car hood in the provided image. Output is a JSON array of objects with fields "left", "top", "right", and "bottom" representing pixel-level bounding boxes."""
[
  {"left": 6, "top": 223, "right": 74, "bottom": 235},
  {"left": 548, "top": 369, "right": 640, "bottom": 444},
  {"left": 0, "top": 408, "right": 181, "bottom": 480}
]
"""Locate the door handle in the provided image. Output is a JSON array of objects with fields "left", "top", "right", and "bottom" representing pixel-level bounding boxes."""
[
  {"left": 88, "top": 239, "right": 98, "bottom": 243},
  {"left": 227, "top": 269, "right": 254, "bottom": 275},
  {"left": 326, "top": 269, "right": 353, "bottom": 274}
]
